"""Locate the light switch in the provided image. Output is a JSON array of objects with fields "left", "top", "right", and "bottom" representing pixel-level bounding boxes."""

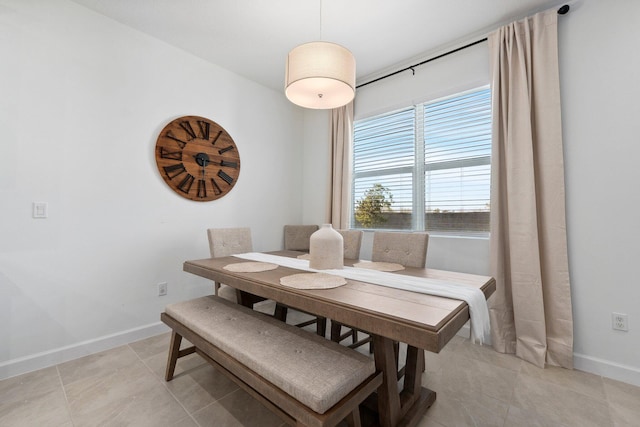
[{"left": 32, "top": 202, "right": 48, "bottom": 218}]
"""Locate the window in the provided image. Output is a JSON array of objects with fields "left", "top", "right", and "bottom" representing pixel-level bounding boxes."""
[{"left": 351, "top": 87, "right": 491, "bottom": 235}]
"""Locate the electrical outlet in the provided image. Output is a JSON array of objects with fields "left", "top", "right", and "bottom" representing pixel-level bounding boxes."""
[
  {"left": 612, "top": 312, "right": 628, "bottom": 331},
  {"left": 158, "top": 282, "right": 168, "bottom": 296}
]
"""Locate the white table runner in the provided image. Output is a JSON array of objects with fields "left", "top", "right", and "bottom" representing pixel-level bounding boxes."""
[{"left": 233, "top": 252, "right": 490, "bottom": 344}]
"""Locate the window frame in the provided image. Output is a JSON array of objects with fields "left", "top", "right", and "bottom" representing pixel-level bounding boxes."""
[{"left": 350, "top": 86, "right": 491, "bottom": 237}]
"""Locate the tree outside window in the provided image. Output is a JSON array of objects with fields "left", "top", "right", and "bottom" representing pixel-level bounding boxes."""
[{"left": 354, "top": 184, "right": 393, "bottom": 228}]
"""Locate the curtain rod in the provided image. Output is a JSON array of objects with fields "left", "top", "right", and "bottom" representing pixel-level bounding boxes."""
[{"left": 356, "top": 3, "right": 571, "bottom": 89}]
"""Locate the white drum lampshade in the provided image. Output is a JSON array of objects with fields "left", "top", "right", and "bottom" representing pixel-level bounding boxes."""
[{"left": 285, "top": 41, "right": 356, "bottom": 109}]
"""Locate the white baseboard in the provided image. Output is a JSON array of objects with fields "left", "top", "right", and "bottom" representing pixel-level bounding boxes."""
[
  {"left": 456, "top": 323, "right": 640, "bottom": 388},
  {"left": 0, "top": 322, "right": 169, "bottom": 381},
  {"left": 574, "top": 352, "right": 640, "bottom": 388}
]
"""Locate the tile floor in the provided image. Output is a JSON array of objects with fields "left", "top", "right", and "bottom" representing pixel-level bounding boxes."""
[{"left": 2, "top": 305, "right": 639, "bottom": 427}]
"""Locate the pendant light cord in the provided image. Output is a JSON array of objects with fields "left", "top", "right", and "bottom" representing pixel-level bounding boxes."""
[{"left": 319, "top": 0, "right": 323, "bottom": 40}]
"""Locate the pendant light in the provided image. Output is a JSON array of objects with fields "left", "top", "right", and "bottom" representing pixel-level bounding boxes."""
[{"left": 284, "top": 1, "right": 355, "bottom": 109}]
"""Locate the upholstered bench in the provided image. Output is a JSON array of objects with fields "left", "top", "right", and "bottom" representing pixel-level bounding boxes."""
[{"left": 161, "top": 295, "right": 382, "bottom": 427}]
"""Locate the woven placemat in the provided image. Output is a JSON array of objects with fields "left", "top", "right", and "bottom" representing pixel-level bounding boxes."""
[
  {"left": 353, "top": 261, "right": 405, "bottom": 272},
  {"left": 280, "top": 273, "right": 347, "bottom": 289},
  {"left": 223, "top": 262, "right": 279, "bottom": 273}
]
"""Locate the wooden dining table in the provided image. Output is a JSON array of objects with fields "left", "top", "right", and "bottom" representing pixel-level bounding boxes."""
[{"left": 183, "top": 251, "right": 495, "bottom": 427}]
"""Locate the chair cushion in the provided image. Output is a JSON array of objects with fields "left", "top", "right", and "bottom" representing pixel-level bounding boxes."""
[{"left": 165, "top": 295, "right": 375, "bottom": 414}]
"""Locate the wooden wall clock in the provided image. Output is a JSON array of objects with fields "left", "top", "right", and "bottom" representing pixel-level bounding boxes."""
[{"left": 155, "top": 116, "right": 240, "bottom": 201}]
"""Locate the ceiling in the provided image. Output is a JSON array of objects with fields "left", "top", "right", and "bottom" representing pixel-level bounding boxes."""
[{"left": 68, "top": 0, "right": 568, "bottom": 92}]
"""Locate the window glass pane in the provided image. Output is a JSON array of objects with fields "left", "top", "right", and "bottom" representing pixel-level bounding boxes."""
[
  {"left": 424, "top": 164, "right": 490, "bottom": 234},
  {"left": 424, "top": 89, "right": 491, "bottom": 164},
  {"left": 353, "top": 108, "right": 415, "bottom": 173},
  {"left": 352, "top": 107, "right": 415, "bottom": 230},
  {"left": 352, "top": 173, "right": 412, "bottom": 230},
  {"left": 423, "top": 88, "right": 491, "bottom": 234}
]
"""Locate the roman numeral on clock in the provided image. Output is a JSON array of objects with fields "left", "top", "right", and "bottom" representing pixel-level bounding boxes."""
[
  {"left": 220, "top": 160, "right": 237, "bottom": 169},
  {"left": 211, "top": 130, "right": 223, "bottom": 146},
  {"left": 210, "top": 178, "right": 222, "bottom": 195},
  {"left": 197, "top": 120, "right": 210, "bottom": 140},
  {"left": 160, "top": 147, "right": 182, "bottom": 160},
  {"left": 179, "top": 121, "right": 197, "bottom": 140},
  {"left": 197, "top": 179, "right": 207, "bottom": 198},
  {"left": 177, "top": 174, "right": 195, "bottom": 194},
  {"left": 217, "top": 170, "right": 234, "bottom": 185},
  {"left": 165, "top": 131, "right": 188, "bottom": 149},
  {"left": 163, "top": 163, "right": 186, "bottom": 179},
  {"left": 218, "top": 145, "right": 235, "bottom": 155}
]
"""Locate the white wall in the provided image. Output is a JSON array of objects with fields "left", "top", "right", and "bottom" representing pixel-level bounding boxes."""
[
  {"left": 302, "top": 1, "right": 640, "bottom": 386},
  {"left": 0, "top": 0, "right": 305, "bottom": 378},
  {"left": 559, "top": 0, "right": 640, "bottom": 384},
  {"left": 301, "top": 109, "right": 331, "bottom": 224}
]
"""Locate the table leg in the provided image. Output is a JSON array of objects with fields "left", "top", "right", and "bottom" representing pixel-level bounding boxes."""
[
  {"left": 399, "top": 345, "right": 435, "bottom": 427},
  {"left": 372, "top": 337, "right": 436, "bottom": 427},
  {"left": 373, "top": 335, "right": 402, "bottom": 427},
  {"left": 403, "top": 345, "right": 424, "bottom": 397},
  {"left": 237, "top": 290, "right": 265, "bottom": 308}
]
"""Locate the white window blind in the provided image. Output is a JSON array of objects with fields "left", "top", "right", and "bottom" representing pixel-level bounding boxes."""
[{"left": 351, "top": 87, "right": 491, "bottom": 235}]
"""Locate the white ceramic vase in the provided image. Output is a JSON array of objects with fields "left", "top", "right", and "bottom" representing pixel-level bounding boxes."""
[{"left": 309, "top": 224, "right": 344, "bottom": 270}]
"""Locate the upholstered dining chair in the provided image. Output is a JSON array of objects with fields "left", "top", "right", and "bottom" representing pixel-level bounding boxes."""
[
  {"left": 207, "top": 227, "right": 260, "bottom": 305},
  {"left": 278, "top": 224, "right": 327, "bottom": 337},
  {"left": 336, "top": 229, "right": 363, "bottom": 260},
  {"left": 331, "top": 231, "right": 429, "bottom": 353},
  {"left": 371, "top": 231, "right": 429, "bottom": 268},
  {"left": 283, "top": 224, "right": 319, "bottom": 251}
]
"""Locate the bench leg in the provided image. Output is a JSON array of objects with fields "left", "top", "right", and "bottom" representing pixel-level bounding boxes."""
[
  {"left": 165, "top": 331, "right": 183, "bottom": 381},
  {"left": 345, "top": 407, "right": 362, "bottom": 427}
]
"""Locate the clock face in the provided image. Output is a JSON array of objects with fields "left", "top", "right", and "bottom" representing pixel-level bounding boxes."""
[{"left": 155, "top": 116, "right": 241, "bottom": 201}]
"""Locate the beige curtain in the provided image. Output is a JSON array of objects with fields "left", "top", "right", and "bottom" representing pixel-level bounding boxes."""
[
  {"left": 329, "top": 101, "right": 354, "bottom": 229},
  {"left": 488, "top": 10, "right": 573, "bottom": 369}
]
